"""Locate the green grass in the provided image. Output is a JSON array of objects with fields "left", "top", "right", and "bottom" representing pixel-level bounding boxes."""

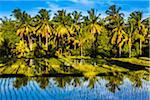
[
  {"left": 139, "top": 57, "right": 150, "bottom": 61},
  {"left": 0, "top": 57, "right": 149, "bottom": 77}
]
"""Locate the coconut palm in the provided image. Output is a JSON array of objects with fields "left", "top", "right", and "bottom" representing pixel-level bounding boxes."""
[
  {"left": 106, "top": 5, "right": 125, "bottom": 57},
  {"left": 12, "top": 9, "right": 34, "bottom": 50},
  {"left": 12, "top": 9, "right": 22, "bottom": 21},
  {"left": 84, "top": 9, "right": 102, "bottom": 57},
  {"left": 53, "top": 10, "right": 72, "bottom": 54},
  {"left": 71, "top": 11, "right": 82, "bottom": 52},
  {"left": 111, "top": 18, "right": 127, "bottom": 57},
  {"left": 105, "top": 5, "right": 124, "bottom": 25},
  {"left": 53, "top": 10, "right": 72, "bottom": 37},
  {"left": 35, "top": 9, "right": 53, "bottom": 50},
  {"left": 85, "top": 9, "right": 102, "bottom": 36},
  {"left": 129, "top": 11, "right": 148, "bottom": 55},
  {"left": 126, "top": 18, "right": 135, "bottom": 57},
  {"left": 71, "top": 11, "right": 82, "bottom": 33}
]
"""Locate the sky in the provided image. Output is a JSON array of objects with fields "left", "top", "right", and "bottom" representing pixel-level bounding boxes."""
[{"left": 0, "top": 0, "right": 149, "bottom": 19}]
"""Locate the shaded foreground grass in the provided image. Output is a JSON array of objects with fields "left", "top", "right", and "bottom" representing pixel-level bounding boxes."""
[{"left": 0, "top": 56, "right": 149, "bottom": 78}]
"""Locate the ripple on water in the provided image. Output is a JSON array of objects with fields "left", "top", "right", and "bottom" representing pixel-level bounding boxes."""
[{"left": 0, "top": 77, "right": 149, "bottom": 100}]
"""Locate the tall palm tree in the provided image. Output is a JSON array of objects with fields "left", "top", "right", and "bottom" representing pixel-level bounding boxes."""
[
  {"left": 71, "top": 11, "right": 82, "bottom": 51},
  {"left": 35, "top": 9, "right": 53, "bottom": 50},
  {"left": 105, "top": 5, "right": 124, "bottom": 24},
  {"left": 12, "top": 9, "right": 22, "bottom": 21},
  {"left": 53, "top": 10, "right": 72, "bottom": 54},
  {"left": 111, "top": 18, "right": 127, "bottom": 57},
  {"left": 106, "top": 5, "right": 125, "bottom": 57},
  {"left": 129, "top": 11, "right": 148, "bottom": 55},
  {"left": 54, "top": 10, "right": 72, "bottom": 37},
  {"left": 12, "top": 9, "right": 34, "bottom": 50},
  {"left": 71, "top": 11, "right": 82, "bottom": 33},
  {"left": 85, "top": 9, "right": 102, "bottom": 36},
  {"left": 84, "top": 9, "right": 102, "bottom": 57},
  {"left": 126, "top": 18, "right": 135, "bottom": 57}
]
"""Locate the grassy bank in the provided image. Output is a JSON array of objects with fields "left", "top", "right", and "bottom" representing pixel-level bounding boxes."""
[{"left": 0, "top": 57, "right": 149, "bottom": 77}]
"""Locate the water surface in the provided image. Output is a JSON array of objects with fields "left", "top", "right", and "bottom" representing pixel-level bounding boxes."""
[{"left": 0, "top": 76, "right": 149, "bottom": 100}]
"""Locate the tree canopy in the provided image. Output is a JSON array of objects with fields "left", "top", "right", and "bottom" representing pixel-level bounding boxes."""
[{"left": 0, "top": 5, "right": 149, "bottom": 59}]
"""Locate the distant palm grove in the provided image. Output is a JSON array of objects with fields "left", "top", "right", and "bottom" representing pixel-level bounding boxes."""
[{"left": 0, "top": 5, "right": 149, "bottom": 76}]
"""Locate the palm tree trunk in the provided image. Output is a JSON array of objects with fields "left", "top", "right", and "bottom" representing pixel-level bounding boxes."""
[
  {"left": 119, "top": 46, "right": 121, "bottom": 57},
  {"left": 129, "top": 44, "right": 131, "bottom": 58},
  {"left": 94, "top": 33, "right": 98, "bottom": 58},
  {"left": 39, "top": 35, "right": 41, "bottom": 45},
  {"left": 46, "top": 33, "right": 48, "bottom": 50},
  {"left": 139, "top": 39, "right": 142, "bottom": 55},
  {"left": 29, "top": 58, "right": 33, "bottom": 66},
  {"left": 80, "top": 44, "right": 83, "bottom": 64},
  {"left": 74, "top": 43, "right": 76, "bottom": 50},
  {"left": 129, "top": 35, "right": 132, "bottom": 58},
  {"left": 28, "top": 35, "right": 32, "bottom": 51},
  {"left": 80, "top": 44, "right": 83, "bottom": 56}
]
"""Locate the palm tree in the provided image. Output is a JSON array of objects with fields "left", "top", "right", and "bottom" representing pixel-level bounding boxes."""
[
  {"left": 35, "top": 9, "right": 53, "bottom": 50},
  {"left": 53, "top": 10, "right": 72, "bottom": 54},
  {"left": 106, "top": 5, "right": 125, "bottom": 57},
  {"left": 71, "top": 11, "right": 82, "bottom": 34},
  {"left": 111, "top": 18, "right": 127, "bottom": 57},
  {"left": 105, "top": 5, "right": 124, "bottom": 23},
  {"left": 76, "top": 27, "right": 94, "bottom": 63},
  {"left": 71, "top": 11, "right": 82, "bottom": 52},
  {"left": 84, "top": 9, "right": 102, "bottom": 58},
  {"left": 126, "top": 18, "right": 135, "bottom": 57},
  {"left": 12, "top": 9, "right": 22, "bottom": 21},
  {"left": 129, "top": 11, "right": 148, "bottom": 55},
  {"left": 12, "top": 9, "right": 34, "bottom": 51},
  {"left": 85, "top": 9, "right": 102, "bottom": 36}
]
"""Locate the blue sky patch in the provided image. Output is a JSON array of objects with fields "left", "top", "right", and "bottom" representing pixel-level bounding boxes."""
[{"left": 0, "top": 0, "right": 149, "bottom": 19}]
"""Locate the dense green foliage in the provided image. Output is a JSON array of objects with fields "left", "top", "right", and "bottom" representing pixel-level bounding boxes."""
[
  {"left": 0, "top": 5, "right": 149, "bottom": 59},
  {"left": 0, "top": 5, "right": 149, "bottom": 76}
]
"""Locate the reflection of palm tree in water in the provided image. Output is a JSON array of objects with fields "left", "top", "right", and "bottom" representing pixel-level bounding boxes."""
[
  {"left": 1, "top": 72, "right": 148, "bottom": 100},
  {"left": 104, "top": 74, "right": 123, "bottom": 93},
  {"left": 127, "top": 72, "right": 143, "bottom": 88},
  {"left": 35, "top": 77, "right": 49, "bottom": 89},
  {"left": 106, "top": 80, "right": 121, "bottom": 93},
  {"left": 54, "top": 77, "right": 81, "bottom": 88},
  {"left": 133, "top": 78, "right": 142, "bottom": 88},
  {"left": 13, "top": 77, "right": 29, "bottom": 89},
  {"left": 12, "top": 72, "right": 146, "bottom": 93},
  {"left": 87, "top": 77, "right": 99, "bottom": 89}
]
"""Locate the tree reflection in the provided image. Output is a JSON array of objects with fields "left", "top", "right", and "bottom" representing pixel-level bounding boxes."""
[
  {"left": 56, "top": 77, "right": 82, "bottom": 87},
  {"left": 12, "top": 71, "right": 149, "bottom": 93},
  {"left": 104, "top": 73, "right": 123, "bottom": 93},
  {"left": 87, "top": 77, "right": 99, "bottom": 89},
  {"left": 35, "top": 77, "right": 49, "bottom": 89},
  {"left": 13, "top": 77, "right": 30, "bottom": 89},
  {"left": 127, "top": 71, "right": 147, "bottom": 88}
]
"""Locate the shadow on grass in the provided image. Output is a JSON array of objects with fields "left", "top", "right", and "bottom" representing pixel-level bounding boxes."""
[
  {"left": 0, "top": 72, "right": 128, "bottom": 78},
  {"left": 108, "top": 60, "right": 147, "bottom": 71},
  {"left": 0, "top": 74, "right": 26, "bottom": 78}
]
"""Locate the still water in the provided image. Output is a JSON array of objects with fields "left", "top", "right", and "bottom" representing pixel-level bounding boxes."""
[{"left": 0, "top": 76, "right": 149, "bottom": 100}]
